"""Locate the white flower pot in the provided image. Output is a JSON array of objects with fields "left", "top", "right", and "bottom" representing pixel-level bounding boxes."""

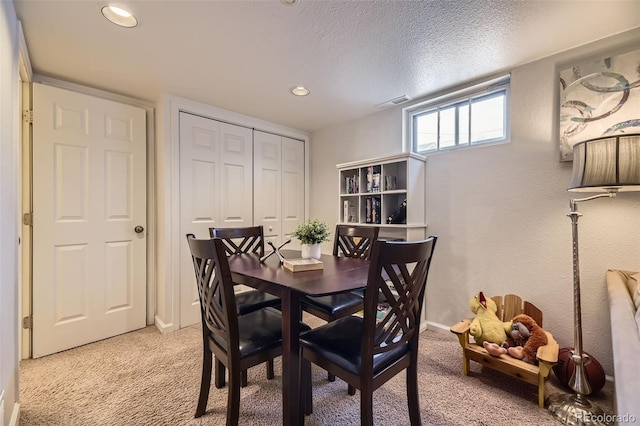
[{"left": 301, "top": 243, "right": 322, "bottom": 260}]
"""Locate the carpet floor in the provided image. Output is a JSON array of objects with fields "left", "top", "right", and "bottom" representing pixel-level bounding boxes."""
[{"left": 19, "top": 320, "right": 614, "bottom": 425}]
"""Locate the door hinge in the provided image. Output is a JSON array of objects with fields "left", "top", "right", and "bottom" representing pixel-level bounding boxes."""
[
  {"left": 23, "top": 212, "right": 33, "bottom": 226},
  {"left": 23, "top": 110, "right": 33, "bottom": 124},
  {"left": 22, "top": 316, "right": 33, "bottom": 329}
]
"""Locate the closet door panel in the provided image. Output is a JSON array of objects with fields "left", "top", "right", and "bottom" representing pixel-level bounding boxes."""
[
  {"left": 179, "top": 112, "right": 220, "bottom": 327},
  {"left": 219, "top": 123, "right": 252, "bottom": 227},
  {"left": 282, "top": 137, "right": 305, "bottom": 246},
  {"left": 254, "top": 131, "right": 282, "bottom": 243}
]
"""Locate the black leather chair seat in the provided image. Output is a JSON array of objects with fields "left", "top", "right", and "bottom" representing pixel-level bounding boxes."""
[
  {"left": 301, "top": 292, "right": 363, "bottom": 316},
  {"left": 299, "top": 316, "right": 408, "bottom": 375},
  {"left": 213, "top": 307, "right": 311, "bottom": 358},
  {"left": 350, "top": 288, "right": 365, "bottom": 298},
  {"left": 235, "top": 289, "right": 281, "bottom": 315}
]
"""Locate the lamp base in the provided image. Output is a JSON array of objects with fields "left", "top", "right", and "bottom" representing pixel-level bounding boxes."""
[{"left": 547, "top": 392, "right": 611, "bottom": 425}]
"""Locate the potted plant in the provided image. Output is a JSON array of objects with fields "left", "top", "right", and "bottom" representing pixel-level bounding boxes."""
[{"left": 292, "top": 219, "right": 330, "bottom": 259}]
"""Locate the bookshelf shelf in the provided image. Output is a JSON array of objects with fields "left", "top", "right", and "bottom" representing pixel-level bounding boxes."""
[{"left": 337, "top": 153, "right": 427, "bottom": 241}]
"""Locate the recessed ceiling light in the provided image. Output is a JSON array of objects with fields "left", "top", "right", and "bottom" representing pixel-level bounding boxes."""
[
  {"left": 101, "top": 5, "right": 138, "bottom": 28},
  {"left": 290, "top": 86, "right": 310, "bottom": 96},
  {"left": 281, "top": 0, "right": 299, "bottom": 6}
]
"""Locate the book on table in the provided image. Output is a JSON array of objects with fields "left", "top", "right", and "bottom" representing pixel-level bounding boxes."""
[{"left": 283, "top": 258, "right": 324, "bottom": 272}]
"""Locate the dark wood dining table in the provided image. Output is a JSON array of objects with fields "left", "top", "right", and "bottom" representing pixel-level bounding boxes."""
[{"left": 227, "top": 249, "right": 370, "bottom": 426}]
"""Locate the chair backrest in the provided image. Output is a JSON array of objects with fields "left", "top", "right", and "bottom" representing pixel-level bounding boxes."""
[
  {"left": 492, "top": 294, "right": 543, "bottom": 327},
  {"left": 186, "top": 234, "right": 240, "bottom": 355},
  {"left": 333, "top": 225, "right": 380, "bottom": 260},
  {"left": 209, "top": 226, "right": 265, "bottom": 257},
  {"left": 361, "top": 236, "right": 437, "bottom": 372}
]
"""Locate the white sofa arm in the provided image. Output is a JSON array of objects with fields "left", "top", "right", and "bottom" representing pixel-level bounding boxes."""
[{"left": 606, "top": 270, "right": 640, "bottom": 423}]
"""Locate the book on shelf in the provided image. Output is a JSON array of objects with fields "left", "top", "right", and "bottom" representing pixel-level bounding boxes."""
[
  {"left": 365, "top": 166, "right": 381, "bottom": 193},
  {"left": 371, "top": 172, "right": 381, "bottom": 192},
  {"left": 385, "top": 175, "right": 397, "bottom": 190},
  {"left": 345, "top": 174, "right": 359, "bottom": 194},
  {"left": 365, "top": 197, "right": 381, "bottom": 224},
  {"left": 283, "top": 258, "right": 324, "bottom": 272},
  {"left": 343, "top": 200, "right": 356, "bottom": 222}
]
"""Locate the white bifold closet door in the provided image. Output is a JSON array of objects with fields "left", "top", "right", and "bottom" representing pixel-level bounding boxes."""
[
  {"left": 178, "top": 112, "right": 253, "bottom": 328},
  {"left": 253, "top": 130, "right": 305, "bottom": 248}
]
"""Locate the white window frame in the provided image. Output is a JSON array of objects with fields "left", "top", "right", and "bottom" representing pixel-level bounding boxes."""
[{"left": 403, "top": 74, "right": 511, "bottom": 154}]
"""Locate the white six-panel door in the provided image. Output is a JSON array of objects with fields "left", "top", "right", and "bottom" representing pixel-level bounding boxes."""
[
  {"left": 179, "top": 112, "right": 253, "bottom": 327},
  {"left": 32, "top": 83, "right": 147, "bottom": 358}
]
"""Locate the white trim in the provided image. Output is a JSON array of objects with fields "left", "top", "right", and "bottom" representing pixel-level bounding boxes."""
[
  {"left": 9, "top": 402, "right": 19, "bottom": 426},
  {"left": 154, "top": 315, "right": 175, "bottom": 334},
  {"left": 17, "top": 22, "right": 32, "bottom": 82},
  {"left": 425, "top": 320, "right": 452, "bottom": 333}
]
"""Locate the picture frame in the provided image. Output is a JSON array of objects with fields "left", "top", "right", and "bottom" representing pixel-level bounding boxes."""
[{"left": 558, "top": 48, "right": 640, "bottom": 162}]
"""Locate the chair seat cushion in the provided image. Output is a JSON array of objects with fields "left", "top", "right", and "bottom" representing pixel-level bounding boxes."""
[
  {"left": 235, "top": 289, "right": 281, "bottom": 315},
  {"left": 299, "top": 316, "right": 408, "bottom": 375},
  {"left": 301, "top": 292, "right": 363, "bottom": 316},
  {"left": 350, "top": 288, "right": 365, "bottom": 298},
  {"left": 213, "top": 307, "right": 310, "bottom": 358}
]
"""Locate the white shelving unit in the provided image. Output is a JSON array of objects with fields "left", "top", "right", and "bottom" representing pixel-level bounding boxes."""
[{"left": 337, "top": 153, "right": 427, "bottom": 241}]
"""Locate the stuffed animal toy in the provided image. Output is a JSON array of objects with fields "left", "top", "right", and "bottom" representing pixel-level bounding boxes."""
[
  {"left": 468, "top": 292, "right": 511, "bottom": 346},
  {"left": 501, "top": 313, "right": 548, "bottom": 364}
]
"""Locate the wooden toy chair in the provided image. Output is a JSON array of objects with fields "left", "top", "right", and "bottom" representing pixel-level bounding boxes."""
[{"left": 450, "top": 294, "right": 559, "bottom": 407}]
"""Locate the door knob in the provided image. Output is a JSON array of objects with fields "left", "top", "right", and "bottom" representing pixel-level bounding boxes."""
[{"left": 134, "top": 226, "right": 144, "bottom": 234}]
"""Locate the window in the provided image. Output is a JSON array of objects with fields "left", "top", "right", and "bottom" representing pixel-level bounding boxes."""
[{"left": 406, "top": 75, "right": 510, "bottom": 153}]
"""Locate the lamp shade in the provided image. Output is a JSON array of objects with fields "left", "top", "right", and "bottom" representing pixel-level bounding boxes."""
[{"left": 568, "top": 133, "right": 640, "bottom": 192}]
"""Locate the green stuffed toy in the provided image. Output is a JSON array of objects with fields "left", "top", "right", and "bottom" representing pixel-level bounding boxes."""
[{"left": 468, "top": 291, "right": 512, "bottom": 346}]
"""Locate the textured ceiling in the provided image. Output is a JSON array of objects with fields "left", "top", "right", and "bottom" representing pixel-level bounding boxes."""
[{"left": 13, "top": 0, "right": 640, "bottom": 133}]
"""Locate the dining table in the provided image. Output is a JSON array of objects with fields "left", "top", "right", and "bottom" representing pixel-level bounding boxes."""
[{"left": 227, "top": 249, "right": 370, "bottom": 426}]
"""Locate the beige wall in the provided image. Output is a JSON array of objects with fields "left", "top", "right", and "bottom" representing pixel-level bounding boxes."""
[{"left": 309, "top": 28, "right": 640, "bottom": 376}]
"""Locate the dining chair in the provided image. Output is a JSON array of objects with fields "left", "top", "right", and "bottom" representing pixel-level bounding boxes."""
[
  {"left": 299, "top": 236, "right": 438, "bottom": 426},
  {"left": 209, "top": 226, "right": 281, "bottom": 315},
  {"left": 186, "top": 234, "right": 310, "bottom": 424},
  {"left": 209, "top": 226, "right": 281, "bottom": 386},
  {"left": 300, "top": 225, "right": 379, "bottom": 392},
  {"left": 301, "top": 225, "right": 379, "bottom": 321}
]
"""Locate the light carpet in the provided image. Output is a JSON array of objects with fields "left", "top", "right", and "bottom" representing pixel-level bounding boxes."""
[{"left": 19, "top": 320, "right": 614, "bottom": 425}]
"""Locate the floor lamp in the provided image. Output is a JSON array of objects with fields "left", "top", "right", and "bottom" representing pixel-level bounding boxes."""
[{"left": 547, "top": 133, "right": 640, "bottom": 425}]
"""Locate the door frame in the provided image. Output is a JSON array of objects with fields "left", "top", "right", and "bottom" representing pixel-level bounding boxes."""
[
  {"left": 21, "top": 75, "right": 156, "bottom": 358},
  {"left": 154, "top": 94, "right": 310, "bottom": 333},
  {"left": 18, "top": 21, "right": 33, "bottom": 360}
]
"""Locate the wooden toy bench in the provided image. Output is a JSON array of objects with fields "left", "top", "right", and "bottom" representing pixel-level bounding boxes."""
[{"left": 450, "top": 294, "right": 559, "bottom": 407}]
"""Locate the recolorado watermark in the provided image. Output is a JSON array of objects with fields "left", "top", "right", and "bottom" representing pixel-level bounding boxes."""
[{"left": 579, "top": 413, "right": 637, "bottom": 424}]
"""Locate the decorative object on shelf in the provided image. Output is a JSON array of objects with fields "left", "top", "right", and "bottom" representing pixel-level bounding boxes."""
[
  {"left": 387, "top": 199, "right": 407, "bottom": 224},
  {"left": 292, "top": 219, "right": 330, "bottom": 259},
  {"left": 558, "top": 48, "right": 640, "bottom": 162},
  {"left": 283, "top": 258, "right": 324, "bottom": 272},
  {"left": 547, "top": 133, "right": 640, "bottom": 425}
]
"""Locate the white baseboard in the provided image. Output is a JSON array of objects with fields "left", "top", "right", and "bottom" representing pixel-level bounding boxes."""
[
  {"left": 425, "top": 320, "right": 451, "bottom": 332},
  {"left": 9, "top": 402, "right": 19, "bottom": 426},
  {"left": 154, "top": 315, "right": 176, "bottom": 334},
  {"left": 420, "top": 320, "right": 455, "bottom": 336}
]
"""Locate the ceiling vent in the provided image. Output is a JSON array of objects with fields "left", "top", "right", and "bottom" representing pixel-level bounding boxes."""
[{"left": 376, "top": 95, "right": 411, "bottom": 108}]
